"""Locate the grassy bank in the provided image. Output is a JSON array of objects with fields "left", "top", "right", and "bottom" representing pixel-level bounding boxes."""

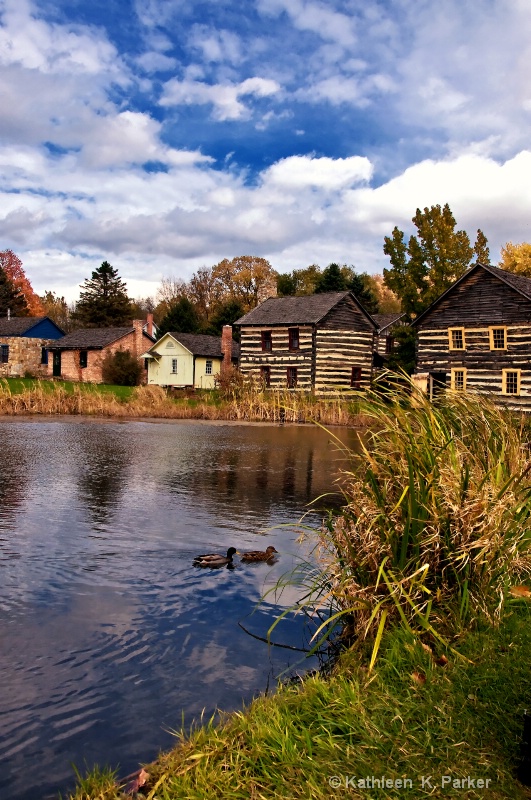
[
  {"left": 0, "top": 378, "right": 366, "bottom": 426},
  {"left": 69, "top": 607, "right": 531, "bottom": 799},
  {"left": 66, "top": 384, "right": 531, "bottom": 799}
]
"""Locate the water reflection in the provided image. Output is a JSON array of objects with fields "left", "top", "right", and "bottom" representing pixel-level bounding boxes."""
[{"left": 0, "top": 419, "right": 361, "bottom": 800}]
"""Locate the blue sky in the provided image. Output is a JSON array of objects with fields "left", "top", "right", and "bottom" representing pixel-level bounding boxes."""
[{"left": 1, "top": 0, "right": 531, "bottom": 301}]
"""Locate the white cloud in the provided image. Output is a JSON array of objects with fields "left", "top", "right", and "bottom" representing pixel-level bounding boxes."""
[
  {"left": 263, "top": 154, "right": 373, "bottom": 189},
  {"left": 160, "top": 76, "right": 281, "bottom": 120},
  {"left": 188, "top": 25, "right": 243, "bottom": 65}
]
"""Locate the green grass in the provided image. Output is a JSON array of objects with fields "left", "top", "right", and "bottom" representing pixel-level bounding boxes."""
[
  {"left": 0, "top": 377, "right": 134, "bottom": 401},
  {"left": 67, "top": 604, "right": 531, "bottom": 799}
]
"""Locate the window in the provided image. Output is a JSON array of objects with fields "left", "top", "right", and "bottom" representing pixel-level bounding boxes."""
[
  {"left": 451, "top": 368, "right": 467, "bottom": 391},
  {"left": 287, "top": 367, "right": 297, "bottom": 388},
  {"left": 261, "top": 331, "right": 272, "bottom": 352},
  {"left": 79, "top": 350, "right": 88, "bottom": 368},
  {"left": 489, "top": 327, "right": 507, "bottom": 350},
  {"left": 171, "top": 358, "right": 178, "bottom": 374},
  {"left": 261, "top": 366, "right": 271, "bottom": 387},
  {"left": 288, "top": 328, "right": 300, "bottom": 350},
  {"left": 502, "top": 369, "right": 521, "bottom": 395},
  {"left": 448, "top": 327, "right": 465, "bottom": 350},
  {"left": 385, "top": 336, "right": 394, "bottom": 355},
  {"left": 351, "top": 366, "right": 362, "bottom": 389},
  {"left": 165, "top": 340, "right": 175, "bottom": 349},
  {"left": 0, "top": 344, "right": 9, "bottom": 363},
  {"left": 41, "top": 347, "right": 48, "bottom": 365},
  {"left": 205, "top": 360, "right": 212, "bottom": 375}
]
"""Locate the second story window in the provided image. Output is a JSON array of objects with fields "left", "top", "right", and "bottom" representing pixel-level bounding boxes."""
[
  {"left": 288, "top": 328, "right": 300, "bottom": 350},
  {"left": 261, "top": 331, "right": 272, "bottom": 352},
  {"left": 448, "top": 328, "right": 465, "bottom": 350},
  {"left": 489, "top": 327, "right": 507, "bottom": 350}
]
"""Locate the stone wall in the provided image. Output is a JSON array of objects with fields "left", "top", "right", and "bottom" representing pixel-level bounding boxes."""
[{"left": 0, "top": 336, "right": 52, "bottom": 378}]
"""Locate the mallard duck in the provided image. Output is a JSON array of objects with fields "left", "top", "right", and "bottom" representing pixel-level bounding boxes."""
[
  {"left": 240, "top": 546, "right": 278, "bottom": 562},
  {"left": 193, "top": 547, "right": 238, "bottom": 567}
]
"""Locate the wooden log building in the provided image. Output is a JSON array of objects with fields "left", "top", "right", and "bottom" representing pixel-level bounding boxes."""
[
  {"left": 234, "top": 291, "right": 378, "bottom": 393},
  {"left": 412, "top": 262, "right": 531, "bottom": 410}
]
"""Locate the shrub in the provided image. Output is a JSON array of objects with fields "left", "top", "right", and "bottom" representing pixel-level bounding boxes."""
[{"left": 101, "top": 349, "right": 143, "bottom": 386}]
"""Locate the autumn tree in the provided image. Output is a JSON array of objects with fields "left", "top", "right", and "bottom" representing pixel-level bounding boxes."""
[
  {"left": 0, "top": 250, "right": 43, "bottom": 315},
  {"left": 383, "top": 204, "right": 488, "bottom": 316},
  {"left": 72, "top": 261, "right": 133, "bottom": 327},
  {"left": 277, "top": 264, "right": 322, "bottom": 296},
  {"left": 40, "top": 291, "right": 71, "bottom": 331},
  {"left": 499, "top": 242, "right": 531, "bottom": 276},
  {"left": 212, "top": 256, "right": 277, "bottom": 311},
  {"left": 367, "top": 274, "right": 402, "bottom": 314}
]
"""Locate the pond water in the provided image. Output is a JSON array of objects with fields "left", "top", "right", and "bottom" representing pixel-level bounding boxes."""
[{"left": 0, "top": 418, "right": 360, "bottom": 800}]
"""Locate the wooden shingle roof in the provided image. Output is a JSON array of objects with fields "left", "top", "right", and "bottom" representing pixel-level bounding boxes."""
[
  {"left": 0, "top": 317, "right": 55, "bottom": 336},
  {"left": 48, "top": 327, "right": 136, "bottom": 349},
  {"left": 169, "top": 332, "right": 240, "bottom": 358},
  {"left": 372, "top": 313, "right": 406, "bottom": 332},
  {"left": 235, "top": 291, "right": 377, "bottom": 327}
]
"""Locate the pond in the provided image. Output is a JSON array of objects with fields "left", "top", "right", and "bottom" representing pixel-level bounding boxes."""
[{"left": 0, "top": 418, "right": 360, "bottom": 800}]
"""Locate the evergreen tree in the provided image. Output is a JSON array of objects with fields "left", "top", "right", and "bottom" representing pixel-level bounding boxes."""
[
  {"left": 72, "top": 261, "right": 133, "bottom": 327},
  {"left": 157, "top": 297, "right": 201, "bottom": 338},
  {"left": 0, "top": 265, "right": 29, "bottom": 316},
  {"left": 203, "top": 299, "right": 244, "bottom": 340},
  {"left": 383, "top": 204, "right": 488, "bottom": 316},
  {"left": 314, "top": 263, "right": 348, "bottom": 293}
]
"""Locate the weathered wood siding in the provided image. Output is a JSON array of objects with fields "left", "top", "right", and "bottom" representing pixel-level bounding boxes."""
[
  {"left": 416, "top": 270, "right": 531, "bottom": 410},
  {"left": 239, "top": 325, "right": 314, "bottom": 390}
]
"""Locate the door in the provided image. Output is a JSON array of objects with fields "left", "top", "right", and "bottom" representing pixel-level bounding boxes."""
[
  {"left": 52, "top": 351, "right": 61, "bottom": 377},
  {"left": 429, "top": 371, "right": 447, "bottom": 400}
]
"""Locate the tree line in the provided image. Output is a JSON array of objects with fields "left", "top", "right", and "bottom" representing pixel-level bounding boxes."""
[{"left": 2, "top": 202, "right": 531, "bottom": 343}]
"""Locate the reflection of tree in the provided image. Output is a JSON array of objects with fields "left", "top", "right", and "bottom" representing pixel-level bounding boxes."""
[
  {"left": 0, "top": 432, "right": 27, "bottom": 538},
  {"left": 76, "top": 428, "right": 130, "bottom": 527}
]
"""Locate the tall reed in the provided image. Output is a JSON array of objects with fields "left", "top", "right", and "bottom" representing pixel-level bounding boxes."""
[{"left": 312, "top": 376, "right": 531, "bottom": 656}]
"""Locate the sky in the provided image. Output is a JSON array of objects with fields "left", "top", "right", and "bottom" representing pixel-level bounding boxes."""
[{"left": 1, "top": 0, "right": 531, "bottom": 303}]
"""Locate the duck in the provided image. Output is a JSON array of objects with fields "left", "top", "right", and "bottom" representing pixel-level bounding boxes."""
[
  {"left": 240, "top": 546, "right": 279, "bottom": 563},
  {"left": 193, "top": 547, "right": 238, "bottom": 567}
]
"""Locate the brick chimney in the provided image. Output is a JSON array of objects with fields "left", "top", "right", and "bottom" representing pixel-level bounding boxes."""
[
  {"left": 132, "top": 319, "right": 144, "bottom": 356},
  {"left": 146, "top": 313, "right": 154, "bottom": 337},
  {"left": 221, "top": 325, "right": 233, "bottom": 373}
]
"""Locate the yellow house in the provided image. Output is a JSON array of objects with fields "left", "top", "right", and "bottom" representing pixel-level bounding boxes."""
[{"left": 142, "top": 330, "right": 239, "bottom": 389}]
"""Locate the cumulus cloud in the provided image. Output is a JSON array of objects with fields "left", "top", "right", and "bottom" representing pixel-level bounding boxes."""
[
  {"left": 263, "top": 154, "right": 372, "bottom": 189},
  {"left": 160, "top": 76, "right": 281, "bottom": 120}
]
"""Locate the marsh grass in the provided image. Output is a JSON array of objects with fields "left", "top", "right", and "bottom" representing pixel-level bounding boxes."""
[
  {"left": 311, "top": 376, "right": 531, "bottom": 659},
  {"left": 0, "top": 378, "right": 367, "bottom": 426},
  {"left": 67, "top": 604, "right": 531, "bottom": 799}
]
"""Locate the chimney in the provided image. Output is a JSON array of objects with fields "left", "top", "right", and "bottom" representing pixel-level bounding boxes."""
[
  {"left": 221, "top": 325, "right": 233, "bottom": 373},
  {"left": 146, "top": 313, "right": 154, "bottom": 338},
  {"left": 132, "top": 319, "right": 143, "bottom": 356}
]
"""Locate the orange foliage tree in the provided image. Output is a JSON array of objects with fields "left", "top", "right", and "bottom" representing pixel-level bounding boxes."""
[{"left": 0, "top": 250, "right": 44, "bottom": 316}]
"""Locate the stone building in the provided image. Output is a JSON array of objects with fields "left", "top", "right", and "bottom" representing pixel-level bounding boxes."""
[{"left": 0, "top": 316, "right": 65, "bottom": 378}]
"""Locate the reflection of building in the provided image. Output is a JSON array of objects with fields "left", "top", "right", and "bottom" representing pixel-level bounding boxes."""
[
  {"left": 142, "top": 329, "right": 239, "bottom": 389},
  {"left": 0, "top": 316, "right": 65, "bottom": 377},
  {"left": 235, "top": 292, "right": 377, "bottom": 393},
  {"left": 47, "top": 319, "right": 155, "bottom": 383},
  {"left": 412, "top": 262, "right": 531, "bottom": 409}
]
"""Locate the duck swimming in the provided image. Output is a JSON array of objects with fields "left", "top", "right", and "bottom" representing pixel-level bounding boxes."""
[
  {"left": 240, "top": 546, "right": 278, "bottom": 562},
  {"left": 193, "top": 547, "right": 238, "bottom": 567}
]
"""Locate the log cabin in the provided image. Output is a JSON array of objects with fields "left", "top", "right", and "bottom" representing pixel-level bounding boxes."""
[
  {"left": 234, "top": 291, "right": 378, "bottom": 393},
  {"left": 412, "top": 262, "right": 531, "bottom": 409}
]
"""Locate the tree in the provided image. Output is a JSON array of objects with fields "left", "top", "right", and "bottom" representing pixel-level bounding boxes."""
[
  {"left": 367, "top": 274, "right": 402, "bottom": 314},
  {"left": 499, "top": 242, "right": 531, "bottom": 277},
  {"left": 203, "top": 299, "right": 244, "bottom": 340},
  {"left": 276, "top": 272, "right": 297, "bottom": 296},
  {"left": 72, "top": 261, "right": 133, "bottom": 327},
  {"left": 386, "top": 327, "right": 417, "bottom": 375},
  {"left": 314, "top": 263, "right": 348, "bottom": 293},
  {"left": 474, "top": 229, "right": 490, "bottom": 264},
  {"left": 0, "top": 265, "right": 28, "bottom": 316},
  {"left": 157, "top": 297, "right": 201, "bottom": 338},
  {"left": 383, "top": 204, "right": 488, "bottom": 316},
  {"left": 101, "top": 349, "right": 143, "bottom": 386},
  {"left": 212, "top": 256, "right": 277, "bottom": 311},
  {"left": 276, "top": 264, "right": 322, "bottom": 296},
  {"left": 0, "top": 250, "right": 44, "bottom": 316},
  {"left": 40, "top": 290, "right": 72, "bottom": 331}
]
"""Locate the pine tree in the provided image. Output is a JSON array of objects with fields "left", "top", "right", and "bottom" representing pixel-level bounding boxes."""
[
  {"left": 157, "top": 297, "right": 201, "bottom": 338},
  {"left": 72, "top": 262, "right": 133, "bottom": 327},
  {"left": 0, "top": 265, "right": 29, "bottom": 316}
]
